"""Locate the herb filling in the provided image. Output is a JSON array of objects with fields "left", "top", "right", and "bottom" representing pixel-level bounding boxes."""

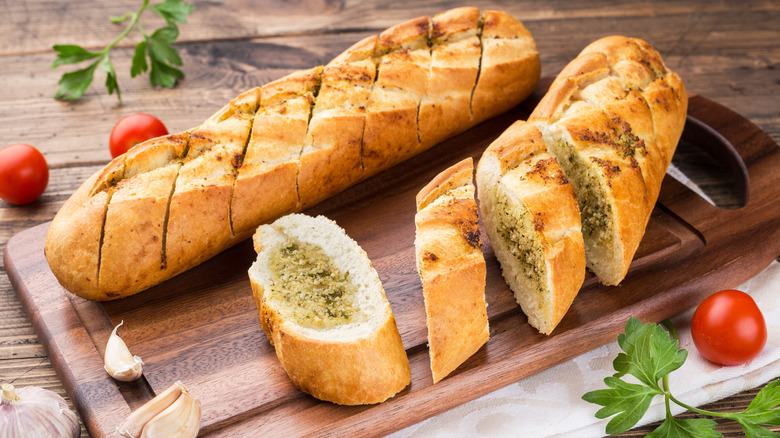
[
  {"left": 268, "top": 237, "right": 364, "bottom": 329},
  {"left": 563, "top": 145, "right": 612, "bottom": 245},
  {"left": 493, "top": 187, "right": 547, "bottom": 295}
]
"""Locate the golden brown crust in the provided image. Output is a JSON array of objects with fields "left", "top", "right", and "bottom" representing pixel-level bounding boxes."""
[
  {"left": 418, "top": 7, "right": 481, "bottom": 149},
  {"left": 362, "top": 16, "right": 431, "bottom": 176},
  {"left": 297, "top": 59, "right": 375, "bottom": 209},
  {"left": 45, "top": 8, "right": 540, "bottom": 300},
  {"left": 415, "top": 158, "right": 489, "bottom": 382},
  {"left": 529, "top": 36, "right": 687, "bottom": 285},
  {"left": 260, "top": 302, "right": 410, "bottom": 405},
  {"left": 415, "top": 157, "right": 473, "bottom": 210},
  {"left": 44, "top": 170, "right": 110, "bottom": 300},
  {"left": 476, "top": 121, "right": 585, "bottom": 335},
  {"left": 471, "top": 11, "right": 541, "bottom": 123},
  {"left": 98, "top": 165, "right": 178, "bottom": 295},
  {"left": 327, "top": 35, "right": 377, "bottom": 66}
]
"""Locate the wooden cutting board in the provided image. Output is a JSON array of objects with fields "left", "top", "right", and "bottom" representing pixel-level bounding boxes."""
[{"left": 5, "top": 86, "right": 780, "bottom": 437}]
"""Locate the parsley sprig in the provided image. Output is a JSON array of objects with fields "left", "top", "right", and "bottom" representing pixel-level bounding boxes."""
[
  {"left": 583, "top": 317, "right": 780, "bottom": 437},
  {"left": 52, "top": 0, "right": 194, "bottom": 103}
]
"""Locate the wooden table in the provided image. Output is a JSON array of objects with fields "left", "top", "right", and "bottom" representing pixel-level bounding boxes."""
[{"left": 1, "top": 1, "right": 778, "bottom": 436}]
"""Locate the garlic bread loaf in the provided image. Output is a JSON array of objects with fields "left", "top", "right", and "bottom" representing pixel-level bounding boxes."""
[
  {"left": 415, "top": 158, "right": 489, "bottom": 383},
  {"left": 476, "top": 121, "right": 585, "bottom": 335},
  {"left": 45, "top": 7, "right": 541, "bottom": 300},
  {"left": 529, "top": 36, "right": 687, "bottom": 285},
  {"left": 248, "top": 214, "right": 410, "bottom": 405}
]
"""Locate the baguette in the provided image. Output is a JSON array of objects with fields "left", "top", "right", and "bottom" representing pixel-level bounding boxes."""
[
  {"left": 45, "top": 7, "right": 541, "bottom": 300},
  {"left": 476, "top": 121, "right": 585, "bottom": 335},
  {"left": 414, "top": 158, "right": 489, "bottom": 383},
  {"left": 248, "top": 214, "right": 410, "bottom": 405},
  {"left": 528, "top": 36, "right": 687, "bottom": 285}
]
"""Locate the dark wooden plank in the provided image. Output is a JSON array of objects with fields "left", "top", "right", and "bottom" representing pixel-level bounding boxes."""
[
  {"left": 2, "top": 0, "right": 778, "bottom": 56},
  {"left": 5, "top": 95, "right": 780, "bottom": 437}
]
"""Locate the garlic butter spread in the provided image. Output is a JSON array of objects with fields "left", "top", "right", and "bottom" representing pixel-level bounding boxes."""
[
  {"left": 268, "top": 236, "right": 365, "bottom": 329},
  {"left": 493, "top": 186, "right": 547, "bottom": 295}
]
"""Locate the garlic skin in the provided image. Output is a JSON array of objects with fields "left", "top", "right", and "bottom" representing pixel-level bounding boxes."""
[
  {"left": 0, "top": 383, "right": 80, "bottom": 438},
  {"left": 105, "top": 321, "right": 144, "bottom": 382}
]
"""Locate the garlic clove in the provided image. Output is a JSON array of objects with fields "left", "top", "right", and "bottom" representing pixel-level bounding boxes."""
[
  {"left": 139, "top": 384, "right": 201, "bottom": 438},
  {"left": 105, "top": 320, "right": 144, "bottom": 382},
  {"left": 1, "top": 383, "right": 80, "bottom": 438},
  {"left": 117, "top": 381, "right": 185, "bottom": 438}
]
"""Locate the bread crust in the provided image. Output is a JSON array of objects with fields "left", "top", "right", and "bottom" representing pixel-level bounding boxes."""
[
  {"left": 45, "top": 8, "right": 540, "bottom": 300},
  {"left": 477, "top": 121, "right": 585, "bottom": 335},
  {"left": 415, "top": 158, "right": 489, "bottom": 382},
  {"left": 529, "top": 36, "right": 687, "bottom": 285},
  {"left": 250, "top": 214, "right": 410, "bottom": 405}
]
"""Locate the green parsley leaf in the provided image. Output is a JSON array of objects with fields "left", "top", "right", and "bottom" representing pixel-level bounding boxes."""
[
  {"left": 584, "top": 376, "right": 658, "bottom": 434},
  {"left": 100, "top": 55, "right": 121, "bottom": 102},
  {"left": 738, "top": 421, "right": 780, "bottom": 438},
  {"left": 149, "top": 26, "right": 183, "bottom": 67},
  {"left": 584, "top": 318, "right": 780, "bottom": 436},
  {"left": 131, "top": 41, "right": 149, "bottom": 77},
  {"left": 613, "top": 317, "right": 687, "bottom": 390},
  {"left": 742, "top": 380, "right": 780, "bottom": 425},
  {"left": 52, "top": 0, "right": 194, "bottom": 103},
  {"left": 54, "top": 60, "right": 99, "bottom": 100},
  {"left": 149, "top": 0, "right": 195, "bottom": 25},
  {"left": 52, "top": 45, "right": 100, "bottom": 68},
  {"left": 645, "top": 416, "right": 721, "bottom": 438},
  {"left": 149, "top": 57, "right": 184, "bottom": 88}
]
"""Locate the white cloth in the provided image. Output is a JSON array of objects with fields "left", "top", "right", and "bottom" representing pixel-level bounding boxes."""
[
  {"left": 393, "top": 260, "right": 780, "bottom": 438},
  {"left": 393, "top": 166, "right": 780, "bottom": 437}
]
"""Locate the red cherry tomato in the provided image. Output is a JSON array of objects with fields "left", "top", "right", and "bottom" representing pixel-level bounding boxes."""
[
  {"left": 691, "top": 289, "right": 767, "bottom": 366},
  {"left": 109, "top": 113, "right": 168, "bottom": 158},
  {"left": 0, "top": 144, "right": 49, "bottom": 205}
]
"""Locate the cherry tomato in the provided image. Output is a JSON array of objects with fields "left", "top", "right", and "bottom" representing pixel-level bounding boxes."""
[
  {"left": 691, "top": 289, "right": 767, "bottom": 366},
  {"left": 0, "top": 144, "right": 49, "bottom": 205},
  {"left": 109, "top": 113, "right": 168, "bottom": 158}
]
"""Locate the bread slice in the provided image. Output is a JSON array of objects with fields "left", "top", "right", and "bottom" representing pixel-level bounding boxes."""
[
  {"left": 249, "top": 214, "right": 410, "bottom": 405},
  {"left": 414, "top": 158, "right": 489, "bottom": 383},
  {"left": 529, "top": 36, "right": 687, "bottom": 285},
  {"left": 476, "top": 121, "right": 585, "bottom": 335}
]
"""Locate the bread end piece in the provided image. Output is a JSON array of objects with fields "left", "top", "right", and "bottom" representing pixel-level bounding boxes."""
[
  {"left": 477, "top": 121, "right": 585, "bottom": 335},
  {"left": 415, "top": 158, "right": 489, "bottom": 382},
  {"left": 249, "top": 214, "right": 410, "bottom": 405},
  {"left": 529, "top": 35, "right": 688, "bottom": 286}
]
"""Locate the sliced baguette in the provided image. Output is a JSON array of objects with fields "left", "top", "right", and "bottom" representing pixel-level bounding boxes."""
[
  {"left": 476, "top": 121, "right": 585, "bottom": 335},
  {"left": 248, "top": 214, "right": 410, "bottom": 405},
  {"left": 414, "top": 158, "right": 489, "bottom": 383},
  {"left": 46, "top": 7, "right": 540, "bottom": 301},
  {"left": 529, "top": 36, "right": 687, "bottom": 285}
]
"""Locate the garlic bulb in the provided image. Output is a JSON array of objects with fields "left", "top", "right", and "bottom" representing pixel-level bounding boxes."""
[
  {"left": 0, "top": 383, "right": 80, "bottom": 438},
  {"left": 105, "top": 321, "right": 144, "bottom": 382},
  {"left": 117, "top": 381, "right": 201, "bottom": 438}
]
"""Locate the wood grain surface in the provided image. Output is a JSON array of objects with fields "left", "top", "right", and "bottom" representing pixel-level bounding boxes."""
[
  {"left": 5, "top": 93, "right": 780, "bottom": 437},
  {"left": 1, "top": 1, "right": 779, "bottom": 436}
]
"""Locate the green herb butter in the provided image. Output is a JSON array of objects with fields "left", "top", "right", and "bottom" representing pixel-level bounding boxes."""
[
  {"left": 493, "top": 187, "right": 547, "bottom": 295},
  {"left": 267, "top": 237, "right": 365, "bottom": 329}
]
